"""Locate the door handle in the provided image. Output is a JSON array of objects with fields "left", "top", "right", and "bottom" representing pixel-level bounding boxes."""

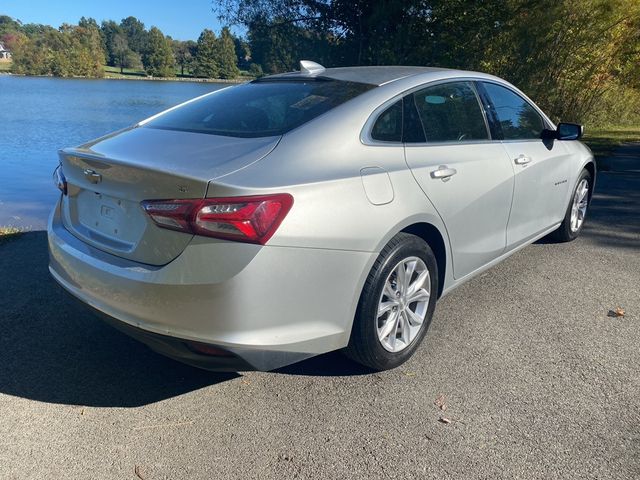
[
  {"left": 430, "top": 165, "right": 457, "bottom": 181},
  {"left": 514, "top": 154, "right": 532, "bottom": 165}
]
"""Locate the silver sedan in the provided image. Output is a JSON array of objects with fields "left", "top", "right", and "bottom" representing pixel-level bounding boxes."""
[{"left": 48, "top": 61, "right": 595, "bottom": 371}]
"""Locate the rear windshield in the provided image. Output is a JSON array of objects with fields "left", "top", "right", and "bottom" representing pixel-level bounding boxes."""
[{"left": 144, "top": 79, "right": 375, "bottom": 138}]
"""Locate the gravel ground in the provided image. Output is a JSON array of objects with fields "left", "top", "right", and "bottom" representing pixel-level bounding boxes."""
[{"left": 1, "top": 146, "right": 638, "bottom": 480}]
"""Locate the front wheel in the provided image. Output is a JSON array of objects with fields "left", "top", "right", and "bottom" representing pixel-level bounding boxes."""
[
  {"left": 550, "top": 169, "right": 592, "bottom": 242},
  {"left": 344, "top": 233, "right": 438, "bottom": 371}
]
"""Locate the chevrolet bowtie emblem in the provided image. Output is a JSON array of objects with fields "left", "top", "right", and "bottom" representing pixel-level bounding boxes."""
[{"left": 83, "top": 169, "right": 102, "bottom": 184}]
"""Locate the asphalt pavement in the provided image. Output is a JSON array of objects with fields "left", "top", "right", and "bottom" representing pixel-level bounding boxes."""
[{"left": 1, "top": 145, "right": 638, "bottom": 479}]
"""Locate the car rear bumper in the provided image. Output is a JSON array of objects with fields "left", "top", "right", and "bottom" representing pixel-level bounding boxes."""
[{"left": 48, "top": 202, "right": 375, "bottom": 371}]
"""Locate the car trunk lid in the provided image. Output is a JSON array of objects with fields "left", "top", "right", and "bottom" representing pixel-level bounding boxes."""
[{"left": 59, "top": 126, "right": 280, "bottom": 265}]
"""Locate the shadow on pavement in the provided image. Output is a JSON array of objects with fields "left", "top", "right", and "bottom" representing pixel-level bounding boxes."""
[
  {"left": 0, "top": 231, "right": 237, "bottom": 408},
  {"left": 583, "top": 165, "right": 640, "bottom": 251},
  {"left": 275, "top": 351, "right": 373, "bottom": 377},
  {"left": 534, "top": 171, "right": 640, "bottom": 250},
  {"left": 0, "top": 231, "right": 368, "bottom": 407}
]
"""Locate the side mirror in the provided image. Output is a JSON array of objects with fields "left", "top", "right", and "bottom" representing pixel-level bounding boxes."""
[{"left": 541, "top": 123, "right": 584, "bottom": 141}]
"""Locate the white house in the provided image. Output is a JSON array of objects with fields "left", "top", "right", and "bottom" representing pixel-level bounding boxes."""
[{"left": 0, "top": 42, "right": 11, "bottom": 61}]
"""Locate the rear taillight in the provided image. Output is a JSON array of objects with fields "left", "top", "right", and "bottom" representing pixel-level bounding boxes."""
[
  {"left": 141, "top": 194, "right": 293, "bottom": 245},
  {"left": 53, "top": 165, "right": 67, "bottom": 195}
]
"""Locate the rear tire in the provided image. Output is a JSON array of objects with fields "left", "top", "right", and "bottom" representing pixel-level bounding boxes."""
[
  {"left": 345, "top": 233, "right": 438, "bottom": 371},
  {"left": 549, "top": 169, "right": 592, "bottom": 242}
]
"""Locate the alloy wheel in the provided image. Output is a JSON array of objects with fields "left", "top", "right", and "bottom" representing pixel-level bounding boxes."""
[
  {"left": 377, "top": 257, "right": 431, "bottom": 353},
  {"left": 570, "top": 178, "right": 589, "bottom": 232}
]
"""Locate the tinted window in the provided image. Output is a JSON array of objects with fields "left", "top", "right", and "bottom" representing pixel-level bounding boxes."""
[
  {"left": 402, "top": 95, "right": 426, "bottom": 143},
  {"left": 408, "top": 82, "right": 489, "bottom": 143},
  {"left": 145, "top": 79, "right": 375, "bottom": 138},
  {"left": 371, "top": 100, "right": 402, "bottom": 142},
  {"left": 482, "top": 82, "right": 545, "bottom": 140}
]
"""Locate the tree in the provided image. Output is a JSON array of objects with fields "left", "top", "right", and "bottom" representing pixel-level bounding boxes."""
[
  {"left": 217, "top": 0, "right": 640, "bottom": 125},
  {"left": 218, "top": 27, "right": 240, "bottom": 78},
  {"left": 248, "top": 62, "right": 263, "bottom": 77},
  {"left": 173, "top": 39, "right": 196, "bottom": 76},
  {"left": 194, "top": 29, "right": 219, "bottom": 78},
  {"left": 70, "top": 24, "right": 105, "bottom": 77},
  {"left": 0, "top": 31, "right": 25, "bottom": 52},
  {"left": 234, "top": 35, "right": 251, "bottom": 69},
  {"left": 101, "top": 20, "right": 123, "bottom": 66},
  {"left": 142, "top": 26, "right": 174, "bottom": 77},
  {"left": 78, "top": 17, "right": 100, "bottom": 31},
  {"left": 112, "top": 33, "right": 141, "bottom": 73},
  {"left": 0, "top": 15, "right": 21, "bottom": 36},
  {"left": 12, "top": 23, "right": 104, "bottom": 77},
  {"left": 120, "top": 16, "right": 147, "bottom": 54}
]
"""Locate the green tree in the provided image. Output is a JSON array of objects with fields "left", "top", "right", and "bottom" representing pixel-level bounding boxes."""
[
  {"left": 218, "top": 27, "right": 240, "bottom": 78},
  {"left": 248, "top": 62, "right": 263, "bottom": 77},
  {"left": 120, "top": 16, "right": 147, "bottom": 54},
  {"left": 0, "top": 15, "right": 21, "bottom": 36},
  {"left": 173, "top": 39, "right": 196, "bottom": 75},
  {"left": 12, "top": 23, "right": 104, "bottom": 77},
  {"left": 78, "top": 17, "right": 100, "bottom": 31},
  {"left": 194, "top": 29, "right": 219, "bottom": 78},
  {"left": 218, "top": 0, "right": 640, "bottom": 124},
  {"left": 142, "top": 26, "right": 174, "bottom": 77},
  {"left": 69, "top": 24, "right": 105, "bottom": 77},
  {"left": 234, "top": 35, "right": 251, "bottom": 69},
  {"left": 101, "top": 20, "right": 123, "bottom": 66},
  {"left": 112, "top": 33, "right": 141, "bottom": 73}
]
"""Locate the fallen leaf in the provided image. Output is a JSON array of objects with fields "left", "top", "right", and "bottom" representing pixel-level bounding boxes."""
[
  {"left": 439, "top": 416, "right": 451, "bottom": 424},
  {"left": 134, "top": 465, "right": 146, "bottom": 480},
  {"left": 607, "top": 307, "right": 626, "bottom": 318},
  {"left": 434, "top": 394, "right": 447, "bottom": 411}
]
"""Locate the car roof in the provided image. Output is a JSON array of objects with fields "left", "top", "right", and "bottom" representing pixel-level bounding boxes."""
[{"left": 264, "top": 65, "right": 465, "bottom": 86}]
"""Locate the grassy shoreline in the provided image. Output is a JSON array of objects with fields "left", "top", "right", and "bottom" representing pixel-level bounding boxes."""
[
  {"left": 0, "top": 62, "right": 250, "bottom": 84},
  {"left": 1, "top": 71, "right": 248, "bottom": 84}
]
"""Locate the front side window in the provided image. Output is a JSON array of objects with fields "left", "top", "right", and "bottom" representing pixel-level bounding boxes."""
[
  {"left": 407, "top": 82, "right": 489, "bottom": 143},
  {"left": 145, "top": 79, "right": 375, "bottom": 138},
  {"left": 481, "top": 82, "right": 545, "bottom": 140}
]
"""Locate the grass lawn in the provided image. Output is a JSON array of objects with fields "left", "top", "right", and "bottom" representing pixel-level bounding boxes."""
[
  {"left": 102, "top": 65, "right": 251, "bottom": 82},
  {"left": 583, "top": 126, "right": 640, "bottom": 158},
  {"left": 103, "top": 65, "right": 147, "bottom": 78},
  {"left": 103, "top": 65, "right": 198, "bottom": 79},
  {"left": 0, "top": 61, "right": 12, "bottom": 72}
]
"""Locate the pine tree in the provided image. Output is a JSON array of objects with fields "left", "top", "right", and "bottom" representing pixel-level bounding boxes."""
[
  {"left": 194, "top": 29, "right": 219, "bottom": 78},
  {"left": 217, "top": 27, "right": 240, "bottom": 79},
  {"left": 142, "top": 26, "right": 174, "bottom": 77}
]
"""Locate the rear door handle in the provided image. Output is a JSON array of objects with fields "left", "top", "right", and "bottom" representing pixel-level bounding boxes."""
[
  {"left": 514, "top": 154, "right": 532, "bottom": 165},
  {"left": 430, "top": 165, "right": 457, "bottom": 181}
]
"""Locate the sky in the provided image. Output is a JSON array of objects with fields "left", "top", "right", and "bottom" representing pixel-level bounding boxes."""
[{"left": 1, "top": 0, "right": 235, "bottom": 41}]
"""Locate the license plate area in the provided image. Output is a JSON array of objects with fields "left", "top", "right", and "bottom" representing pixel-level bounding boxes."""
[{"left": 75, "top": 190, "right": 145, "bottom": 249}]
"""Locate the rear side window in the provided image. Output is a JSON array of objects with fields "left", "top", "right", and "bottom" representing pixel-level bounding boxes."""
[
  {"left": 408, "top": 82, "right": 489, "bottom": 143},
  {"left": 371, "top": 100, "right": 402, "bottom": 142},
  {"left": 145, "top": 79, "right": 375, "bottom": 138},
  {"left": 481, "top": 82, "right": 545, "bottom": 140}
]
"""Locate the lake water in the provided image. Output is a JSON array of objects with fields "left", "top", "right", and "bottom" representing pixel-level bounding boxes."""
[{"left": 0, "top": 75, "right": 230, "bottom": 229}]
